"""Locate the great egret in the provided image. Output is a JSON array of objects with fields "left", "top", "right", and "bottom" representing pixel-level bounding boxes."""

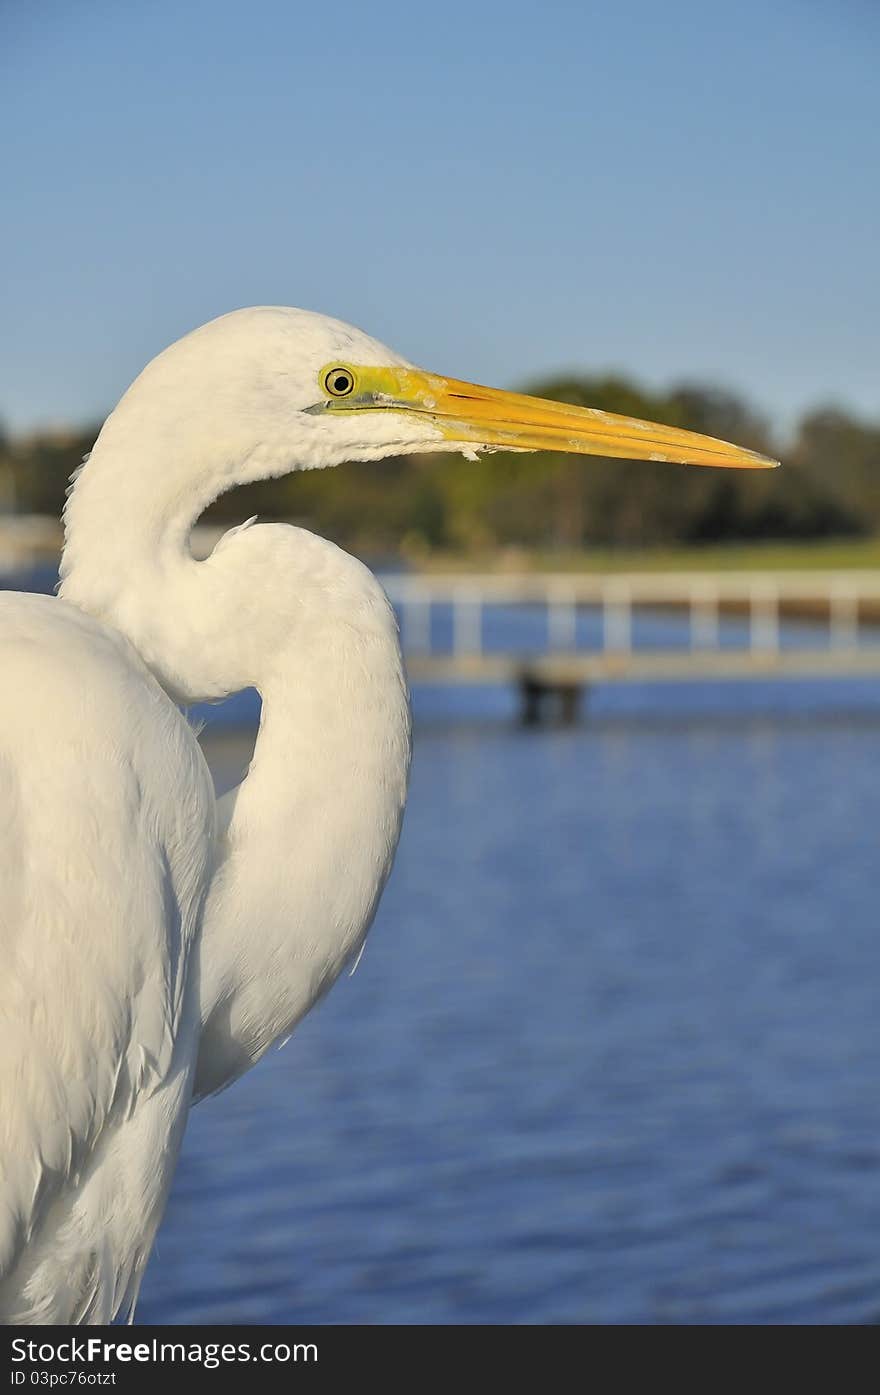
[{"left": 0, "top": 307, "right": 776, "bottom": 1323}]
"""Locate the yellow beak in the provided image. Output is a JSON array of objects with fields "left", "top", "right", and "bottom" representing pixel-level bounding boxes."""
[{"left": 321, "top": 364, "right": 779, "bottom": 469}]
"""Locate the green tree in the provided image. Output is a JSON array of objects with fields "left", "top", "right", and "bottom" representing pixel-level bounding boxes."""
[{"left": 791, "top": 407, "right": 880, "bottom": 531}]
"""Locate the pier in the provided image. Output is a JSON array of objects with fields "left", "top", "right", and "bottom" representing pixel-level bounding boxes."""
[{"left": 379, "top": 571, "right": 880, "bottom": 722}]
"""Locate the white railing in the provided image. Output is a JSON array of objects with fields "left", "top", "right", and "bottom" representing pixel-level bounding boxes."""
[{"left": 378, "top": 571, "right": 880, "bottom": 662}]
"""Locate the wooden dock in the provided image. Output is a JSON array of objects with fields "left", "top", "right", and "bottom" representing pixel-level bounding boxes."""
[{"left": 379, "top": 571, "right": 880, "bottom": 722}]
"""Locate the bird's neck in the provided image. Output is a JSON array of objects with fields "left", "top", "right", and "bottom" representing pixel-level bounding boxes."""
[
  {"left": 60, "top": 434, "right": 413, "bottom": 1099},
  {"left": 63, "top": 419, "right": 225, "bottom": 568},
  {"left": 193, "top": 548, "right": 412, "bottom": 1097},
  {"left": 59, "top": 419, "right": 294, "bottom": 699}
]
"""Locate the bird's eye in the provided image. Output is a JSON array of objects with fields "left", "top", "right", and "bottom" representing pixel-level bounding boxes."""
[{"left": 324, "top": 366, "right": 356, "bottom": 398}]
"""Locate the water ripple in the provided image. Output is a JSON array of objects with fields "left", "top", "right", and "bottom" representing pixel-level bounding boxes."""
[{"left": 139, "top": 694, "right": 880, "bottom": 1324}]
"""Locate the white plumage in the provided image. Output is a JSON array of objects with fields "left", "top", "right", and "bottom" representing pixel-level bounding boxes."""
[
  {"left": 0, "top": 595, "right": 214, "bottom": 1321},
  {"left": 0, "top": 307, "right": 774, "bottom": 1323}
]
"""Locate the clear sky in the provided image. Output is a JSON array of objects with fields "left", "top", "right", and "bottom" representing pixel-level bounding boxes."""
[{"left": 1, "top": 0, "right": 877, "bottom": 439}]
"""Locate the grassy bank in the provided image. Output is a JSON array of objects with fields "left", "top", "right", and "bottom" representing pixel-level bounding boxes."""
[{"left": 413, "top": 538, "right": 880, "bottom": 574}]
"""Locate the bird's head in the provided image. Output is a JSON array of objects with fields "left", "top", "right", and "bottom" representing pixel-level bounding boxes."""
[
  {"left": 62, "top": 305, "right": 778, "bottom": 703},
  {"left": 109, "top": 305, "right": 779, "bottom": 479}
]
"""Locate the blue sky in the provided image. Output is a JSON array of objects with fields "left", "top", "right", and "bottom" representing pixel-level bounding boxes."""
[{"left": 1, "top": 0, "right": 877, "bottom": 438}]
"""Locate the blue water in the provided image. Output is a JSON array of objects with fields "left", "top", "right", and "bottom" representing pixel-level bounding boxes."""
[{"left": 138, "top": 682, "right": 880, "bottom": 1325}]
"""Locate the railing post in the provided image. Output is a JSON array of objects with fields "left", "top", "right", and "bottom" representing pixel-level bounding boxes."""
[
  {"left": 691, "top": 579, "right": 719, "bottom": 650},
  {"left": 403, "top": 588, "right": 431, "bottom": 654},
  {"left": 750, "top": 578, "right": 779, "bottom": 654},
  {"left": 453, "top": 588, "right": 482, "bottom": 658},
  {"left": 602, "top": 580, "right": 632, "bottom": 654},
  {"left": 548, "top": 584, "right": 577, "bottom": 652},
  {"left": 830, "top": 578, "right": 859, "bottom": 650}
]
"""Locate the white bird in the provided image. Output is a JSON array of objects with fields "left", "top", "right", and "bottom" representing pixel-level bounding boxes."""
[{"left": 0, "top": 307, "right": 776, "bottom": 1323}]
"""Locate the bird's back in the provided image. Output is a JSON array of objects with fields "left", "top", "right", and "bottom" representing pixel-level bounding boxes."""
[{"left": 0, "top": 592, "right": 215, "bottom": 1322}]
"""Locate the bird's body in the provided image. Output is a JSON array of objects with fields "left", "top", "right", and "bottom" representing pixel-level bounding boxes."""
[
  {"left": 0, "top": 307, "right": 775, "bottom": 1323},
  {"left": 0, "top": 593, "right": 214, "bottom": 1321}
]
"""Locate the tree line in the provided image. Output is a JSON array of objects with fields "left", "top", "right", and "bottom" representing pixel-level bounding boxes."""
[{"left": 1, "top": 377, "right": 877, "bottom": 553}]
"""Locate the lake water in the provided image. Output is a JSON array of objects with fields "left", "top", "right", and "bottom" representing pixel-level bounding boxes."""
[{"left": 138, "top": 658, "right": 880, "bottom": 1324}]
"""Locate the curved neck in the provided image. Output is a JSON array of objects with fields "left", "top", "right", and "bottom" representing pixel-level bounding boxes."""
[
  {"left": 63, "top": 418, "right": 243, "bottom": 572},
  {"left": 60, "top": 429, "right": 413, "bottom": 1103},
  {"left": 61, "top": 460, "right": 214, "bottom": 703},
  {"left": 193, "top": 552, "right": 412, "bottom": 1097},
  {"left": 59, "top": 419, "right": 297, "bottom": 700}
]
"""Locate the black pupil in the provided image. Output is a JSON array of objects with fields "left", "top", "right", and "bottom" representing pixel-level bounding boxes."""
[{"left": 332, "top": 373, "right": 350, "bottom": 393}]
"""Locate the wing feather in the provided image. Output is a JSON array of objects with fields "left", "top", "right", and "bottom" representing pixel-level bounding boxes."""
[{"left": 0, "top": 594, "right": 214, "bottom": 1321}]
